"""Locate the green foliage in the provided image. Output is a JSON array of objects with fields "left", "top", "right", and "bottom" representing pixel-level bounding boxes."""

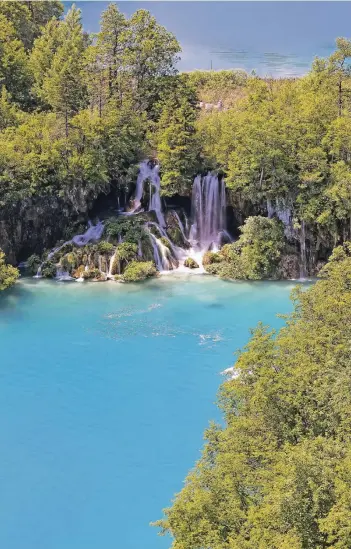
[
  {"left": 206, "top": 216, "right": 285, "bottom": 279},
  {"left": 121, "top": 260, "right": 156, "bottom": 282},
  {"left": 156, "top": 248, "right": 351, "bottom": 549},
  {"left": 41, "top": 260, "right": 56, "bottom": 278},
  {"left": 153, "top": 76, "right": 201, "bottom": 195},
  {"left": 37, "top": 6, "right": 88, "bottom": 131},
  {"left": 0, "top": 14, "right": 33, "bottom": 108},
  {"left": 97, "top": 241, "right": 114, "bottom": 254},
  {"left": 0, "top": 249, "right": 19, "bottom": 290},
  {"left": 0, "top": 1, "right": 63, "bottom": 51},
  {"left": 105, "top": 217, "right": 147, "bottom": 244},
  {"left": 115, "top": 242, "right": 138, "bottom": 262}
]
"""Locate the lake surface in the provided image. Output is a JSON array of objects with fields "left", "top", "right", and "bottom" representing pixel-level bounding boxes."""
[{"left": 0, "top": 275, "right": 299, "bottom": 549}]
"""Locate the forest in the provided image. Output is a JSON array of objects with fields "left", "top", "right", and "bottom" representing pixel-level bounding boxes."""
[{"left": 1, "top": 2, "right": 351, "bottom": 287}]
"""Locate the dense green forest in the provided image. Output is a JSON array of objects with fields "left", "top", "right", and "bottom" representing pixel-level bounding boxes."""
[
  {"left": 1, "top": 1, "right": 351, "bottom": 285},
  {"left": 155, "top": 244, "right": 351, "bottom": 549}
]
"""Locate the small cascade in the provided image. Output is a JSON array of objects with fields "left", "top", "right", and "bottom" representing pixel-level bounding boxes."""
[
  {"left": 145, "top": 223, "right": 178, "bottom": 271},
  {"left": 33, "top": 220, "right": 104, "bottom": 280},
  {"left": 190, "top": 173, "right": 227, "bottom": 253},
  {"left": 71, "top": 220, "right": 104, "bottom": 247},
  {"left": 300, "top": 220, "right": 307, "bottom": 279},
  {"left": 55, "top": 268, "right": 73, "bottom": 281},
  {"left": 128, "top": 161, "right": 165, "bottom": 227},
  {"left": 171, "top": 210, "right": 188, "bottom": 244},
  {"left": 34, "top": 263, "right": 43, "bottom": 278}
]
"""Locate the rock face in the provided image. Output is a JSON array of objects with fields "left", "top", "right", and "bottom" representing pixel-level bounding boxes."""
[
  {"left": 184, "top": 257, "right": 199, "bottom": 269},
  {"left": 0, "top": 192, "right": 91, "bottom": 264},
  {"left": 277, "top": 254, "right": 300, "bottom": 279}
]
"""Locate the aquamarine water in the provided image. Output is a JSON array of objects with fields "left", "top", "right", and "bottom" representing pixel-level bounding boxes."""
[{"left": 0, "top": 275, "right": 298, "bottom": 549}]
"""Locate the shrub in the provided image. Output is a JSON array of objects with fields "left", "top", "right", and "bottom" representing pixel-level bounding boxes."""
[
  {"left": 204, "top": 216, "right": 285, "bottom": 280},
  {"left": 97, "top": 241, "right": 114, "bottom": 254},
  {"left": 0, "top": 249, "right": 19, "bottom": 290},
  {"left": 121, "top": 261, "right": 157, "bottom": 282},
  {"left": 41, "top": 261, "right": 57, "bottom": 278},
  {"left": 116, "top": 242, "right": 138, "bottom": 262}
]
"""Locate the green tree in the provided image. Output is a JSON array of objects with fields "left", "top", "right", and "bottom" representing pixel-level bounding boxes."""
[
  {"left": 124, "top": 9, "right": 181, "bottom": 112},
  {"left": 0, "top": 249, "right": 19, "bottom": 290},
  {"left": 0, "top": 14, "right": 32, "bottom": 107},
  {"left": 154, "top": 77, "right": 200, "bottom": 195},
  {"left": 85, "top": 3, "right": 127, "bottom": 111},
  {"left": 0, "top": 1, "right": 63, "bottom": 50},
  {"left": 38, "top": 6, "right": 88, "bottom": 134}
]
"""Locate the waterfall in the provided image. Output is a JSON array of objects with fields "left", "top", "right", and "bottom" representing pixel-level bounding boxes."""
[
  {"left": 300, "top": 220, "right": 307, "bottom": 279},
  {"left": 171, "top": 210, "right": 188, "bottom": 244},
  {"left": 46, "top": 221, "right": 104, "bottom": 261},
  {"left": 145, "top": 223, "right": 178, "bottom": 271},
  {"left": 190, "top": 173, "right": 227, "bottom": 251},
  {"left": 55, "top": 268, "right": 73, "bottom": 281},
  {"left": 71, "top": 220, "right": 104, "bottom": 247},
  {"left": 34, "top": 263, "right": 43, "bottom": 278},
  {"left": 128, "top": 161, "right": 165, "bottom": 227},
  {"left": 34, "top": 220, "right": 104, "bottom": 279}
]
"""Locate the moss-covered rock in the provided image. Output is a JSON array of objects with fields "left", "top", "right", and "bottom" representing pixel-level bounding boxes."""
[
  {"left": 26, "top": 254, "right": 42, "bottom": 274},
  {"left": 82, "top": 268, "right": 102, "bottom": 280},
  {"left": 277, "top": 254, "right": 300, "bottom": 279},
  {"left": 184, "top": 257, "right": 199, "bottom": 269},
  {"left": 121, "top": 261, "right": 157, "bottom": 282},
  {"left": 159, "top": 237, "right": 171, "bottom": 250}
]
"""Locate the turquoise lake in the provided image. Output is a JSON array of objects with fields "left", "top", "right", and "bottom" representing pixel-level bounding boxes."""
[{"left": 0, "top": 275, "right": 299, "bottom": 549}]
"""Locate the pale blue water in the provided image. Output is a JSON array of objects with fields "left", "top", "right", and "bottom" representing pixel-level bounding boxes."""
[{"left": 0, "top": 275, "right": 298, "bottom": 549}]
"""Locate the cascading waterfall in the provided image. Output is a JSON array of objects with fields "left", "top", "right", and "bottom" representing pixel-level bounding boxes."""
[
  {"left": 190, "top": 173, "right": 227, "bottom": 252},
  {"left": 34, "top": 220, "right": 104, "bottom": 278},
  {"left": 144, "top": 222, "right": 178, "bottom": 271},
  {"left": 33, "top": 162, "right": 230, "bottom": 280}
]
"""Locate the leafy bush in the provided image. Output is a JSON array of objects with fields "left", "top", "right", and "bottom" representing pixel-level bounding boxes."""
[
  {"left": 0, "top": 249, "right": 19, "bottom": 290},
  {"left": 121, "top": 261, "right": 157, "bottom": 282},
  {"left": 105, "top": 218, "right": 146, "bottom": 244},
  {"left": 41, "top": 261, "right": 57, "bottom": 278},
  {"left": 97, "top": 241, "right": 114, "bottom": 254},
  {"left": 204, "top": 216, "right": 285, "bottom": 280},
  {"left": 116, "top": 242, "right": 138, "bottom": 263}
]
